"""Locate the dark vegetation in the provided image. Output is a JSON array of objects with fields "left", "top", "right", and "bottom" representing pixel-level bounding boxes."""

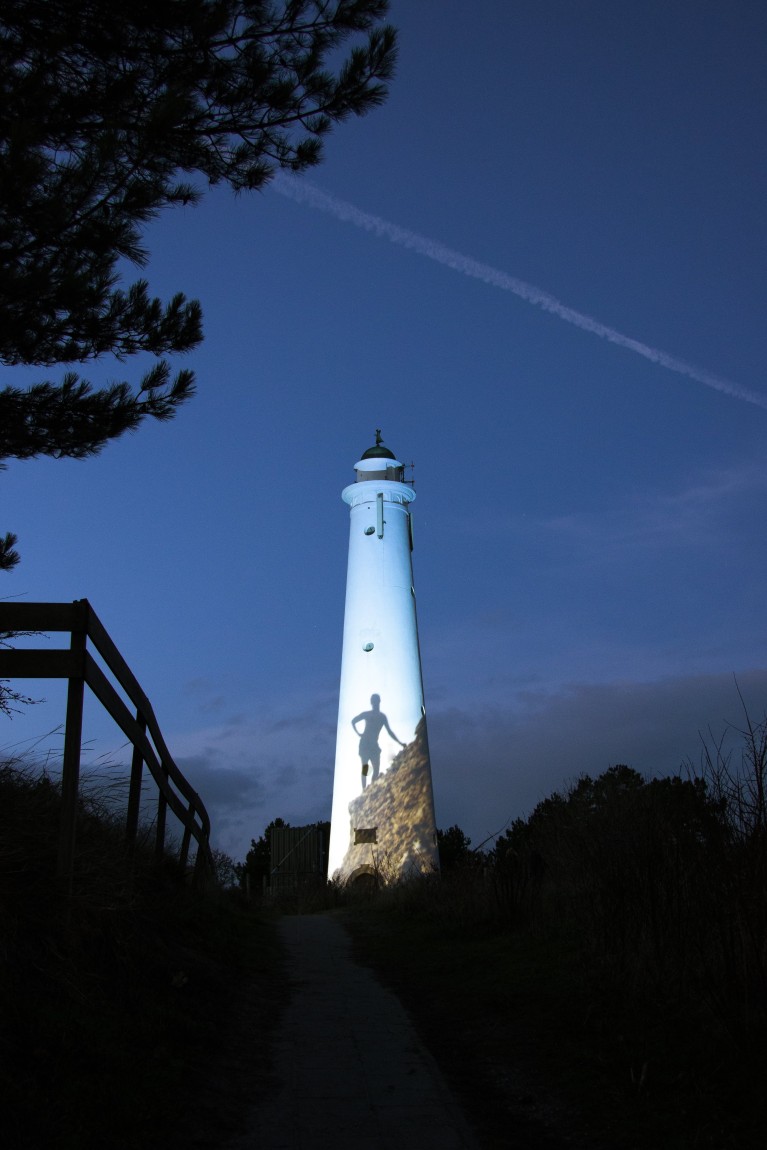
[
  {"left": 345, "top": 717, "right": 767, "bottom": 1148},
  {"left": 0, "top": 757, "right": 286, "bottom": 1150}
]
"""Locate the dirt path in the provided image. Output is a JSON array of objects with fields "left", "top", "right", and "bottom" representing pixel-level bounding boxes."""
[{"left": 222, "top": 913, "right": 481, "bottom": 1150}]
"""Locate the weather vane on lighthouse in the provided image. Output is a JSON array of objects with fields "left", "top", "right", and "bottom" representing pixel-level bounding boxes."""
[{"left": 327, "top": 433, "right": 439, "bottom": 884}]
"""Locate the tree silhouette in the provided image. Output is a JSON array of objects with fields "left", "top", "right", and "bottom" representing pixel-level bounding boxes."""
[
  {"left": 0, "top": 0, "right": 396, "bottom": 566},
  {"left": 237, "top": 817, "right": 290, "bottom": 890},
  {"left": 436, "top": 824, "right": 477, "bottom": 871}
]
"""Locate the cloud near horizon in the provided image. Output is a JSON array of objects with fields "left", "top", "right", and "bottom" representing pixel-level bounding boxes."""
[{"left": 428, "top": 668, "right": 767, "bottom": 845}]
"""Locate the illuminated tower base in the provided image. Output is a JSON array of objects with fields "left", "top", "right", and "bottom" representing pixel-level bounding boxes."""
[{"left": 327, "top": 434, "right": 439, "bottom": 884}]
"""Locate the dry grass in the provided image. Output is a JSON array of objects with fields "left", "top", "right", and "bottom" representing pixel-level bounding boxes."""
[{"left": 0, "top": 759, "right": 286, "bottom": 1150}]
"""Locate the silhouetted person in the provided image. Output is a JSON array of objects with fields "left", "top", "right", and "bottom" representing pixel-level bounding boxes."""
[{"left": 352, "top": 694, "right": 405, "bottom": 790}]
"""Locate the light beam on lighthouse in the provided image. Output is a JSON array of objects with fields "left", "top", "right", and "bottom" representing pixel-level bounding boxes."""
[{"left": 327, "top": 433, "right": 439, "bottom": 883}]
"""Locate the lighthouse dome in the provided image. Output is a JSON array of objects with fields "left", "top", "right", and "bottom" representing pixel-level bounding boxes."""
[
  {"left": 361, "top": 441, "right": 396, "bottom": 461},
  {"left": 361, "top": 429, "right": 397, "bottom": 461}
]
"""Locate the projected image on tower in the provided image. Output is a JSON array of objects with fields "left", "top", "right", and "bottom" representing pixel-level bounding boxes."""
[{"left": 352, "top": 694, "right": 405, "bottom": 789}]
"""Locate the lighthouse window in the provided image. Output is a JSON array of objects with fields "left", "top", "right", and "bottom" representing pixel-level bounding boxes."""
[
  {"left": 354, "top": 828, "right": 378, "bottom": 844},
  {"left": 363, "top": 642, "right": 374, "bottom": 652},
  {"left": 364, "top": 525, "right": 375, "bottom": 535}
]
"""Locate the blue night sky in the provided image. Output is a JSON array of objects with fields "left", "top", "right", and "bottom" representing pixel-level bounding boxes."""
[{"left": 4, "top": 1, "right": 767, "bottom": 863}]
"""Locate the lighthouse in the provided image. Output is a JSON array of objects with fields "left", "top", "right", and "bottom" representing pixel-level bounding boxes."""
[{"left": 327, "top": 432, "right": 439, "bottom": 884}]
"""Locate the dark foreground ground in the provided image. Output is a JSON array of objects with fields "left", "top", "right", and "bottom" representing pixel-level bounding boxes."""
[
  {"left": 4, "top": 892, "right": 762, "bottom": 1149},
  {"left": 342, "top": 902, "right": 765, "bottom": 1150},
  {"left": 156, "top": 900, "right": 763, "bottom": 1150},
  {"left": 5, "top": 754, "right": 762, "bottom": 1149}
]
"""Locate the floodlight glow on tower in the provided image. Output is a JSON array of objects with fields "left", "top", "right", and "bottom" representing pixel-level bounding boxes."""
[{"left": 327, "top": 433, "right": 439, "bottom": 883}]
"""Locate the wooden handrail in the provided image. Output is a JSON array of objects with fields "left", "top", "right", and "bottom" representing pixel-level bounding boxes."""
[{"left": 0, "top": 599, "right": 213, "bottom": 888}]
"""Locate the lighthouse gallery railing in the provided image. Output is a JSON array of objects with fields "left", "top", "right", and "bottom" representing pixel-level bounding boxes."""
[{"left": 0, "top": 599, "right": 212, "bottom": 887}]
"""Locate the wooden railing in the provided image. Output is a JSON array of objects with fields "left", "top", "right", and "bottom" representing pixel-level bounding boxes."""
[{"left": 0, "top": 599, "right": 212, "bottom": 888}]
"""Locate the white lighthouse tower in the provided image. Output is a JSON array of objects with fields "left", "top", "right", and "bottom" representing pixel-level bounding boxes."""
[{"left": 327, "top": 432, "right": 439, "bottom": 884}]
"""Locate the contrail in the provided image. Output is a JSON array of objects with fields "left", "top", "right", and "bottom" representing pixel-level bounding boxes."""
[{"left": 272, "top": 174, "right": 767, "bottom": 412}]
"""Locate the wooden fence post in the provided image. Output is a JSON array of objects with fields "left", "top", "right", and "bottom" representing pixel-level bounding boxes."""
[
  {"left": 180, "top": 800, "right": 194, "bottom": 869},
  {"left": 125, "top": 711, "right": 146, "bottom": 857},
  {"left": 57, "top": 602, "right": 87, "bottom": 891},
  {"left": 155, "top": 768, "right": 168, "bottom": 860}
]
